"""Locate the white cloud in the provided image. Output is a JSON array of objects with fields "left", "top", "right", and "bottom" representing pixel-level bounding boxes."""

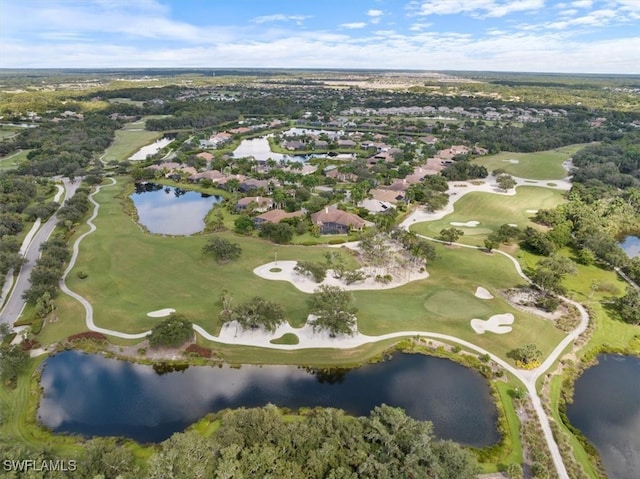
[
  {"left": 571, "top": 0, "right": 592, "bottom": 8},
  {"left": 546, "top": 9, "right": 618, "bottom": 29},
  {"left": 415, "top": 0, "right": 545, "bottom": 18},
  {"left": 367, "top": 9, "right": 383, "bottom": 24},
  {"left": 409, "top": 23, "right": 432, "bottom": 31},
  {"left": 252, "top": 14, "right": 311, "bottom": 24},
  {"left": 340, "top": 22, "right": 367, "bottom": 29}
]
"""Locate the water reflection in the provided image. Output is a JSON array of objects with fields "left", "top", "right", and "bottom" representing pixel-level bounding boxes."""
[
  {"left": 619, "top": 235, "right": 640, "bottom": 258},
  {"left": 567, "top": 355, "right": 640, "bottom": 479},
  {"left": 131, "top": 183, "right": 222, "bottom": 235},
  {"left": 38, "top": 351, "right": 499, "bottom": 445}
]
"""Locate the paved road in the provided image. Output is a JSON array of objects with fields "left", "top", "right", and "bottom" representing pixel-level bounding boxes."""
[{"left": 0, "top": 178, "right": 80, "bottom": 328}]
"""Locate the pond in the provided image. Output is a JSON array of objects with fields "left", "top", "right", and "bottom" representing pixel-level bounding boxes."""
[
  {"left": 618, "top": 235, "right": 640, "bottom": 258},
  {"left": 131, "top": 183, "right": 222, "bottom": 235},
  {"left": 232, "top": 136, "right": 321, "bottom": 163},
  {"left": 566, "top": 354, "right": 640, "bottom": 479},
  {"left": 38, "top": 351, "right": 500, "bottom": 445},
  {"left": 128, "top": 137, "right": 173, "bottom": 161}
]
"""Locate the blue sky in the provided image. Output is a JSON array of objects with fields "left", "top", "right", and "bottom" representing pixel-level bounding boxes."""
[{"left": 1, "top": 0, "right": 638, "bottom": 73}]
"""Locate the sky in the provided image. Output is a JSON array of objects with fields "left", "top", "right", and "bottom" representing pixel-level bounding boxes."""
[{"left": 1, "top": 0, "right": 639, "bottom": 73}]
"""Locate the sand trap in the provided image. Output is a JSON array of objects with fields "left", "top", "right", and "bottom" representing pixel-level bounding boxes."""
[
  {"left": 474, "top": 287, "right": 494, "bottom": 299},
  {"left": 502, "top": 159, "right": 520, "bottom": 164},
  {"left": 450, "top": 220, "right": 479, "bottom": 227},
  {"left": 508, "top": 223, "right": 518, "bottom": 227},
  {"left": 147, "top": 308, "right": 176, "bottom": 318},
  {"left": 526, "top": 209, "right": 538, "bottom": 214},
  {"left": 471, "top": 313, "right": 514, "bottom": 334}
]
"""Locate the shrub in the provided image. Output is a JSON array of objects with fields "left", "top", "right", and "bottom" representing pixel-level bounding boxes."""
[
  {"left": 202, "top": 237, "right": 242, "bottom": 263},
  {"left": 185, "top": 344, "right": 212, "bottom": 358},
  {"left": 77, "top": 271, "right": 88, "bottom": 279},
  {"left": 148, "top": 313, "right": 193, "bottom": 348},
  {"left": 67, "top": 331, "right": 107, "bottom": 342}
]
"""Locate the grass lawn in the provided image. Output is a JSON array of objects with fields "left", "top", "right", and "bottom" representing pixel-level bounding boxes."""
[
  {"left": 410, "top": 186, "right": 567, "bottom": 246},
  {"left": 473, "top": 144, "right": 590, "bottom": 180},
  {"left": 355, "top": 243, "right": 566, "bottom": 361},
  {"left": 0, "top": 149, "right": 31, "bottom": 171},
  {"left": 46, "top": 177, "right": 568, "bottom": 364},
  {"left": 102, "top": 128, "right": 162, "bottom": 163}
]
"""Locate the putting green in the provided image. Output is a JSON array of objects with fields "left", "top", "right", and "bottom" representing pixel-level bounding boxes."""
[{"left": 423, "top": 289, "right": 495, "bottom": 320}]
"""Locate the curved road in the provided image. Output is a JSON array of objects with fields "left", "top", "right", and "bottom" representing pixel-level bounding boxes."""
[
  {"left": 61, "top": 177, "right": 588, "bottom": 479},
  {"left": 0, "top": 179, "right": 79, "bottom": 327}
]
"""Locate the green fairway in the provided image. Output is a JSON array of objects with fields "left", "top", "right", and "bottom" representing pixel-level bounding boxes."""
[
  {"left": 48, "top": 178, "right": 568, "bottom": 363},
  {"left": 0, "top": 149, "right": 31, "bottom": 171},
  {"left": 410, "top": 186, "right": 567, "bottom": 246},
  {"left": 355, "top": 243, "right": 566, "bottom": 360},
  {"left": 473, "top": 144, "right": 590, "bottom": 180},
  {"left": 102, "top": 128, "right": 162, "bottom": 163}
]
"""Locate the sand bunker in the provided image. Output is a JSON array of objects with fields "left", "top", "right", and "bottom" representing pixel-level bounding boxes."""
[
  {"left": 502, "top": 159, "right": 520, "bottom": 164},
  {"left": 147, "top": 308, "right": 176, "bottom": 318},
  {"left": 450, "top": 220, "right": 479, "bottom": 227},
  {"left": 508, "top": 223, "right": 518, "bottom": 227},
  {"left": 471, "top": 313, "right": 514, "bottom": 334},
  {"left": 526, "top": 209, "right": 538, "bottom": 214},
  {"left": 474, "top": 287, "right": 494, "bottom": 299}
]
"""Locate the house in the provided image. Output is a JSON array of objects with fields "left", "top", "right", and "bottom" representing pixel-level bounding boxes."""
[
  {"left": 239, "top": 178, "right": 270, "bottom": 193},
  {"left": 196, "top": 152, "right": 214, "bottom": 162},
  {"left": 381, "top": 179, "right": 410, "bottom": 192},
  {"left": 235, "top": 196, "right": 274, "bottom": 213},
  {"left": 359, "top": 199, "right": 394, "bottom": 214},
  {"left": 325, "top": 168, "right": 357, "bottom": 182},
  {"left": 188, "top": 170, "right": 224, "bottom": 183},
  {"left": 370, "top": 188, "right": 405, "bottom": 204},
  {"left": 311, "top": 207, "right": 365, "bottom": 234},
  {"left": 283, "top": 140, "right": 306, "bottom": 151},
  {"left": 337, "top": 139, "right": 357, "bottom": 148},
  {"left": 418, "top": 135, "right": 438, "bottom": 145},
  {"left": 253, "top": 209, "right": 305, "bottom": 227}
]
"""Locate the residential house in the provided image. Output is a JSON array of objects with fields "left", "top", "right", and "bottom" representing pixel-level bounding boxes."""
[
  {"left": 239, "top": 178, "right": 271, "bottom": 193},
  {"left": 370, "top": 188, "right": 405, "bottom": 204},
  {"left": 253, "top": 209, "right": 305, "bottom": 227},
  {"left": 359, "top": 199, "right": 394, "bottom": 214},
  {"left": 188, "top": 170, "right": 224, "bottom": 183},
  {"left": 311, "top": 207, "right": 365, "bottom": 234},
  {"left": 235, "top": 196, "right": 274, "bottom": 213}
]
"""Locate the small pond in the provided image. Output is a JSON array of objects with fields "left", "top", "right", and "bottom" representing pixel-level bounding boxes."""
[
  {"left": 618, "top": 235, "right": 640, "bottom": 258},
  {"left": 38, "top": 351, "right": 499, "bottom": 445},
  {"left": 128, "top": 137, "right": 173, "bottom": 161},
  {"left": 567, "top": 354, "right": 640, "bottom": 479},
  {"left": 131, "top": 183, "right": 222, "bottom": 235},
  {"left": 232, "top": 136, "right": 322, "bottom": 163}
]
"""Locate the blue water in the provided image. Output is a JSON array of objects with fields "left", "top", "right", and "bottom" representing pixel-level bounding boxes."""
[
  {"left": 131, "top": 183, "right": 222, "bottom": 235},
  {"left": 567, "top": 354, "right": 640, "bottom": 479},
  {"left": 619, "top": 235, "right": 640, "bottom": 259},
  {"left": 38, "top": 351, "right": 499, "bottom": 445}
]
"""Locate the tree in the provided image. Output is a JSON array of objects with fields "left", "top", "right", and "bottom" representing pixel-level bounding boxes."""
[
  {"left": 148, "top": 313, "right": 193, "bottom": 348},
  {"left": 530, "top": 254, "right": 577, "bottom": 294},
  {"left": 0, "top": 345, "right": 29, "bottom": 386},
  {"left": 233, "top": 215, "right": 254, "bottom": 235},
  {"left": 294, "top": 261, "right": 327, "bottom": 283},
  {"left": 496, "top": 174, "right": 517, "bottom": 192},
  {"left": 506, "top": 462, "right": 524, "bottom": 479},
  {"left": 439, "top": 227, "right": 464, "bottom": 244},
  {"left": 78, "top": 438, "right": 137, "bottom": 479},
  {"left": 227, "top": 297, "right": 285, "bottom": 333},
  {"left": 202, "top": 237, "right": 242, "bottom": 263},
  {"left": 259, "top": 222, "right": 294, "bottom": 244},
  {"left": 508, "top": 343, "right": 542, "bottom": 366},
  {"left": 484, "top": 238, "right": 496, "bottom": 252},
  {"left": 307, "top": 285, "right": 357, "bottom": 337},
  {"left": 616, "top": 287, "right": 640, "bottom": 325}
]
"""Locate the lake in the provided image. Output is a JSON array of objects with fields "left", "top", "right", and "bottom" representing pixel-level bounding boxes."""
[
  {"left": 232, "top": 136, "right": 320, "bottom": 163},
  {"left": 38, "top": 351, "right": 499, "bottom": 445},
  {"left": 129, "top": 137, "right": 173, "bottom": 161},
  {"left": 567, "top": 354, "right": 640, "bottom": 479},
  {"left": 618, "top": 235, "right": 640, "bottom": 258},
  {"left": 131, "top": 183, "right": 222, "bottom": 235}
]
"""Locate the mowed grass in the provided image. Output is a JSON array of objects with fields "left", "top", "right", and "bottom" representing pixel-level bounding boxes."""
[
  {"left": 102, "top": 128, "right": 162, "bottom": 163},
  {"left": 355, "top": 243, "right": 566, "bottom": 361},
  {"left": 410, "top": 186, "right": 567, "bottom": 246},
  {"left": 473, "top": 144, "right": 590, "bottom": 180},
  {"left": 52, "top": 178, "right": 568, "bottom": 363},
  {"left": 0, "top": 149, "right": 31, "bottom": 171}
]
